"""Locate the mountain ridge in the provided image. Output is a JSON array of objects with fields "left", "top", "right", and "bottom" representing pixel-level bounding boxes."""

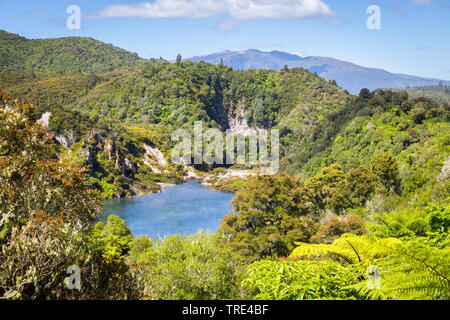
[
  {"left": 3, "top": 29, "right": 448, "bottom": 95},
  {"left": 187, "top": 49, "right": 450, "bottom": 94}
]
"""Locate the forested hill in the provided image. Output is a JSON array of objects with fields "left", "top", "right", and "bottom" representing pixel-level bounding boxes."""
[
  {"left": 0, "top": 61, "right": 350, "bottom": 132},
  {"left": 0, "top": 30, "right": 153, "bottom": 74},
  {"left": 0, "top": 60, "right": 351, "bottom": 198},
  {"left": 0, "top": 34, "right": 448, "bottom": 203}
]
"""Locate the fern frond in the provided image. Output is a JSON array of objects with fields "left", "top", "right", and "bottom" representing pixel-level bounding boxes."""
[
  {"left": 291, "top": 234, "right": 450, "bottom": 300},
  {"left": 375, "top": 240, "right": 450, "bottom": 299},
  {"left": 289, "top": 234, "right": 400, "bottom": 265}
]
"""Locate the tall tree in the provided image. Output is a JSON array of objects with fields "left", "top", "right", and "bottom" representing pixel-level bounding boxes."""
[
  {"left": 176, "top": 54, "right": 182, "bottom": 66},
  {"left": 304, "top": 164, "right": 351, "bottom": 214},
  {"left": 218, "top": 173, "right": 315, "bottom": 261},
  {"left": 371, "top": 153, "right": 401, "bottom": 195}
]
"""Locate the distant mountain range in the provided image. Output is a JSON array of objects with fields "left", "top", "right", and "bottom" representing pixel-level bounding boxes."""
[{"left": 187, "top": 49, "right": 450, "bottom": 94}]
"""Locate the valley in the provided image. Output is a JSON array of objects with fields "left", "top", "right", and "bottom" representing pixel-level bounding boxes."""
[{"left": 0, "top": 28, "right": 448, "bottom": 301}]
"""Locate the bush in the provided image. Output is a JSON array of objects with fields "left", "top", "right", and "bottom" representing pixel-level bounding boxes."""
[
  {"left": 129, "top": 232, "right": 245, "bottom": 300},
  {"left": 242, "top": 260, "right": 365, "bottom": 300},
  {"left": 218, "top": 173, "right": 313, "bottom": 262},
  {"left": 311, "top": 215, "right": 366, "bottom": 244}
]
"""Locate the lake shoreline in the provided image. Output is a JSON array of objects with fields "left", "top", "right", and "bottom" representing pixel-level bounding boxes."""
[
  {"left": 114, "top": 168, "right": 254, "bottom": 200},
  {"left": 102, "top": 180, "right": 235, "bottom": 238}
]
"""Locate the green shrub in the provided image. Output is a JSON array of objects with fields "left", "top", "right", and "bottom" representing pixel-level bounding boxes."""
[
  {"left": 242, "top": 260, "right": 365, "bottom": 300},
  {"left": 129, "top": 232, "right": 245, "bottom": 300}
]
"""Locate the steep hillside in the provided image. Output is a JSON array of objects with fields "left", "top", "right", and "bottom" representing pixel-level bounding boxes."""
[
  {"left": 0, "top": 60, "right": 351, "bottom": 197},
  {"left": 0, "top": 30, "right": 152, "bottom": 74},
  {"left": 0, "top": 61, "right": 350, "bottom": 132},
  {"left": 1, "top": 54, "right": 448, "bottom": 203},
  {"left": 283, "top": 89, "right": 450, "bottom": 206}
]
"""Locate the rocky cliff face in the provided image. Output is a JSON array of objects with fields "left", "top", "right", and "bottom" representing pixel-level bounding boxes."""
[
  {"left": 143, "top": 143, "right": 169, "bottom": 174},
  {"left": 37, "top": 112, "right": 180, "bottom": 198},
  {"left": 228, "top": 105, "right": 249, "bottom": 132},
  {"left": 37, "top": 111, "right": 51, "bottom": 128},
  {"left": 77, "top": 129, "right": 173, "bottom": 179},
  {"left": 74, "top": 130, "right": 180, "bottom": 197},
  {"left": 55, "top": 130, "right": 74, "bottom": 148},
  {"left": 215, "top": 99, "right": 263, "bottom": 135}
]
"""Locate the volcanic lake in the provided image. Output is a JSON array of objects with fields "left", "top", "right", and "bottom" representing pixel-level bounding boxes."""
[{"left": 102, "top": 180, "right": 235, "bottom": 239}]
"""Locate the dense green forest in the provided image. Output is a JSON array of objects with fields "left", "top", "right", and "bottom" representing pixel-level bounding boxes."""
[
  {"left": 0, "top": 31, "right": 448, "bottom": 300},
  {"left": 1, "top": 63, "right": 448, "bottom": 201},
  {"left": 0, "top": 30, "right": 152, "bottom": 74},
  {"left": 0, "top": 53, "right": 351, "bottom": 197},
  {"left": 1, "top": 91, "right": 448, "bottom": 299}
]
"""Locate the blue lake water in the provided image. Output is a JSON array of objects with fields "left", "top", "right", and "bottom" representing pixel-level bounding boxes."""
[{"left": 101, "top": 180, "right": 235, "bottom": 239}]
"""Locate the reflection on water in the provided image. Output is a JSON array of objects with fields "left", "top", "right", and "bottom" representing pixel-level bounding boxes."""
[{"left": 102, "top": 180, "right": 235, "bottom": 239}]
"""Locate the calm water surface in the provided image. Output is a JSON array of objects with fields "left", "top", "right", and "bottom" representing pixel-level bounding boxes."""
[{"left": 102, "top": 180, "right": 235, "bottom": 239}]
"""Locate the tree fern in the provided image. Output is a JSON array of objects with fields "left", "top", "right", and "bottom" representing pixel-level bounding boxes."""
[
  {"left": 289, "top": 233, "right": 401, "bottom": 266},
  {"left": 369, "top": 240, "right": 450, "bottom": 299},
  {"left": 290, "top": 234, "right": 450, "bottom": 300}
]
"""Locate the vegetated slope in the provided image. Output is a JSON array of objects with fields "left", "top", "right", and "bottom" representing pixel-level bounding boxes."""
[
  {"left": 391, "top": 85, "right": 450, "bottom": 105},
  {"left": 1, "top": 33, "right": 449, "bottom": 301},
  {"left": 283, "top": 89, "right": 450, "bottom": 206},
  {"left": 0, "top": 61, "right": 351, "bottom": 196},
  {"left": 0, "top": 30, "right": 151, "bottom": 74},
  {"left": 0, "top": 61, "right": 350, "bottom": 133},
  {"left": 1, "top": 59, "right": 448, "bottom": 202},
  {"left": 2, "top": 77, "right": 449, "bottom": 302},
  {"left": 188, "top": 49, "right": 450, "bottom": 94}
]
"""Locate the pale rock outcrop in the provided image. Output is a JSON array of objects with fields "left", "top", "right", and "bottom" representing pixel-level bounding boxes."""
[
  {"left": 143, "top": 143, "right": 169, "bottom": 173},
  {"left": 437, "top": 156, "right": 450, "bottom": 182},
  {"left": 202, "top": 169, "right": 256, "bottom": 186},
  {"left": 54, "top": 130, "right": 74, "bottom": 148},
  {"left": 228, "top": 106, "right": 250, "bottom": 133},
  {"left": 37, "top": 112, "right": 51, "bottom": 128}
]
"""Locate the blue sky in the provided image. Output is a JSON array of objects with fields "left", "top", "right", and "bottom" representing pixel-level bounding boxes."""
[{"left": 0, "top": 0, "right": 449, "bottom": 80}]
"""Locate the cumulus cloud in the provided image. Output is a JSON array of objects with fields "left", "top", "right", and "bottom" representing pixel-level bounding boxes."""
[
  {"left": 91, "top": 0, "right": 335, "bottom": 21},
  {"left": 94, "top": 0, "right": 223, "bottom": 19}
]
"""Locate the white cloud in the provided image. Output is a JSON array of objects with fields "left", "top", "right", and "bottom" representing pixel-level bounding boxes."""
[
  {"left": 94, "top": 0, "right": 224, "bottom": 19},
  {"left": 92, "top": 0, "right": 335, "bottom": 21},
  {"left": 226, "top": 0, "right": 334, "bottom": 20},
  {"left": 409, "top": 0, "right": 432, "bottom": 6}
]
